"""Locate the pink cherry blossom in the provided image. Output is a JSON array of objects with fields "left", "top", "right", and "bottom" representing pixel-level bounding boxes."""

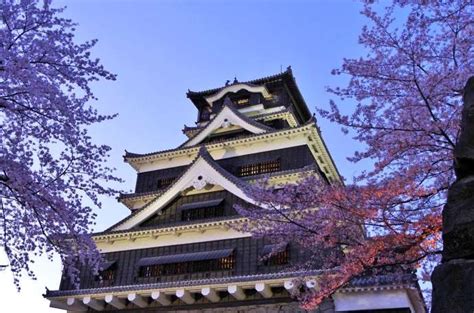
[{"left": 237, "top": 1, "right": 473, "bottom": 309}]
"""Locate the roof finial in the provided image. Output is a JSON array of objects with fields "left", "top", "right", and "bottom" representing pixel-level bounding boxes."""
[
  {"left": 233, "top": 76, "right": 238, "bottom": 84},
  {"left": 225, "top": 80, "right": 231, "bottom": 86}
]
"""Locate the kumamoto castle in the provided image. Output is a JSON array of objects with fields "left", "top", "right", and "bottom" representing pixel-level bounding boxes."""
[{"left": 45, "top": 68, "right": 427, "bottom": 312}]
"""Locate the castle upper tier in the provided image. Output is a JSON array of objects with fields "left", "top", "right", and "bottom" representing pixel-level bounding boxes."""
[{"left": 45, "top": 68, "right": 426, "bottom": 313}]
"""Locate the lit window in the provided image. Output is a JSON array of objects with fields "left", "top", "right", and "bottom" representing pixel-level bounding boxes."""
[
  {"left": 261, "top": 244, "right": 289, "bottom": 266},
  {"left": 137, "top": 249, "right": 235, "bottom": 278},
  {"left": 138, "top": 255, "right": 235, "bottom": 277},
  {"left": 100, "top": 269, "right": 115, "bottom": 281},
  {"left": 95, "top": 261, "right": 116, "bottom": 284},
  {"left": 238, "top": 159, "right": 281, "bottom": 177},
  {"left": 236, "top": 98, "right": 249, "bottom": 105}
]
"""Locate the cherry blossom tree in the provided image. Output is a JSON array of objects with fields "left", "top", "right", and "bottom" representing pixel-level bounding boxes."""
[
  {"left": 0, "top": 0, "right": 120, "bottom": 289},
  {"left": 236, "top": 0, "right": 474, "bottom": 309}
]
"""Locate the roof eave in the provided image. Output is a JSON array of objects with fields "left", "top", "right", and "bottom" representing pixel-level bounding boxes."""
[
  {"left": 124, "top": 122, "right": 314, "bottom": 165},
  {"left": 186, "top": 68, "right": 294, "bottom": 110}
]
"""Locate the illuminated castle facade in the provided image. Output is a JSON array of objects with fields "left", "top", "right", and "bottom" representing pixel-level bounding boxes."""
[{"left": 46, "top": 69, "right": 425, "bottom": 313}]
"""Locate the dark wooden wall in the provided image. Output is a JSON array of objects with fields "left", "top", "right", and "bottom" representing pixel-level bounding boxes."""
[
  {"left": 137, "top": 190, "right": 243, "bottom": 228},
  {"left": 60, "top": 237, "right": 309, "bottom": 291}
]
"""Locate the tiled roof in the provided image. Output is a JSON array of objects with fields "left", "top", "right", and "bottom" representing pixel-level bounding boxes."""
[
  {"left": 106, "top": 166, "right": 330, "bottom": 240},
  {"left": 93, "top": 216, "right": 241, "bottom": 237},
  {"left": 249, "top": 109, "right": 293, "bottom": 121},
  {"left": 261, "top": 243, "right": 288, "bottom": 256},
  {"left": 178, "top": 100, "right": 274, "bottom": 148},
  {"left": 107, "top": 149, "right": 212, "bottom": 231},
  {"left": 117, "top": 165, "right": 319, "bottom": 210},
  {"left": 137, "top": 249, "right": 234, "bottom": 266},
  {"left": 124, "top": 118, "right": 316, "bottom": 161},
  {"left": 118, "top": 190, "right": 163, "bottom": 200},
  {"left": 44, "top": 269, "right": 321, "bottom": 298},
  {"left": 108, "top": 146, "right": 250, "bottom": 232},
  {"left": 185, "top": 66, "right": 311, "bottom": 122},
  {"left": 178, "top": 198, "right": 224, "bottom": 211},
  {"left": 186, "top": 67, "right": 293, "bottom": 97},
  {"left": 347, "top": 272, "right": 417, "bottom": 289},
  {"left": 44, "top": 271, "right": 416, "bottom": 298},
  {"left": 100, "top": 260, "right": 116, "bottom": 271},
  {"left": 223, "top": 99, "right": 275, "bottom": 131},
  {"left": 183, "top": 125, "right": 200, "bottom": 131},
  {"left": 181, "top": 109, "right": 293, "bottom": 136},
  {"left": 197, "top": 145, "right": 249, "bottom": 189}
]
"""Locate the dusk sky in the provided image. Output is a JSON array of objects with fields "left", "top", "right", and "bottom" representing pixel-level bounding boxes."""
[{"left": 1, "top": 0, "right": 373, "bottom": 311}]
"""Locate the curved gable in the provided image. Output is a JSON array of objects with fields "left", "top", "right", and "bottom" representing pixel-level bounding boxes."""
[
  {"left": 111, "top": 149, "right": 254, "bottom": 231},
  {"left": 182, "top": 104, "right": 272, "bottom": 147},
  {"left": 205, "top": 83, "right": 271, "bottom": 105}
]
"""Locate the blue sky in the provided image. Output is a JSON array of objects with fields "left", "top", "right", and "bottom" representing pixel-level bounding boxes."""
[{"left": 1, "top": 0, "right": 372, "bottom": 311}]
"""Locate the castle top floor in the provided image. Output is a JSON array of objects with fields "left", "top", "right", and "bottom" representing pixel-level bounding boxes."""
[{"left": 186, "top": 67, "right": 312, "bottom": 125}]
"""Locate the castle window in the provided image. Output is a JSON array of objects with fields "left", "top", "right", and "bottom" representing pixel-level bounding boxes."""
[
  {"left": 238, "top": 159, "right": 281, "bottom": 177},
  {"left": 180, "top": 199, "right": 224, "bottom": 221},
  {"left": 96, "top": 260, "right": 116, "bottom": 283},
  {"left": 218, "top": 253, "right": 235, "bottom": 270},
  {"left": 99, "top": 268, "right": 115, "bottom": 281},
  {"left": 261, "top": 244, "right": 289, "bottom": 266},
  {"left": 236, "top": 97, "right": 249, "bottom": 105},
  {"left": 138, "top": 249, "right": 235, "bottom": 277}
]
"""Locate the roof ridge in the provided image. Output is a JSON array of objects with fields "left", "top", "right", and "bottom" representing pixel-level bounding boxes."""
[
  {"left": 223, "top": 99, "right": 274, "bottom": 132},
  {"left": 106, "top": 149, "right": 210, "bottom": 231},
  {"left": 187, "top": 67, "right": 293, "bottom": 97},
  {"left": 197, "top": 145, "right": 249, "bottom": 189},
  {"left": 124, "top": 121, "right": 313, "bottom": 161},
  {"left": 181, "top": 108, "right": 293, "bottom": 134},
  {"left": 178, "top": 100, "right": 273, "bottom": 148}
]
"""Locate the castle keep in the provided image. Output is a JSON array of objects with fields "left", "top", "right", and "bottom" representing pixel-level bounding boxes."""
[{"left": 45, "top": 69, "right": 425, "bottom": 312}]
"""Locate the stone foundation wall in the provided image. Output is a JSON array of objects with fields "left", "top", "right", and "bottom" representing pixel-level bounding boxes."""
[
  {"left": 431, "top": 76, "right": 474, "bottom": 312},
  {"left": 97, "top": 299, "right": 335, "bottom": 313}
]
